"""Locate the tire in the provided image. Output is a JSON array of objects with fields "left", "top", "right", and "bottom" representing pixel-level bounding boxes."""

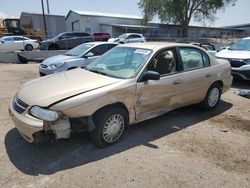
[
  {"left": 90, "top": 107, "right": 128, "bottom": 148},
  {"left": 25, "top": 44, "right": 33, "bottom": 51},
  {"left": 48, "top": 44, "right": 59, "bottom": 50},
  {"left": 199, "top": 83, "right": 222, "bottom": 110}
]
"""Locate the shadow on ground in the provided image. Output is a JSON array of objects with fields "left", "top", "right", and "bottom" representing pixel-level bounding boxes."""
[{"left": 5, "top": 100, "right": 232, "bottom": 176}]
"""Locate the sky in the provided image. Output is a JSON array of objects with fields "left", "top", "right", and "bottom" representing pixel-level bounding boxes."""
[{"left": 1, "top": 0, "right": 249, "bottom": 27}]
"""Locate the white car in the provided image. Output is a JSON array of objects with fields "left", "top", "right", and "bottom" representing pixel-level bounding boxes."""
[
  {"left": 216, "top": 37, "right": 250, "bottom": 80},
  {"left": 0, "top": 36, "right": 39, "bottom": 52},
  {"left": 108, "top": 33, "right": 146, "bottom": 44}
]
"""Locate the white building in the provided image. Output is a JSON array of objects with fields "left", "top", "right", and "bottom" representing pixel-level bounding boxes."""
[{"left": 65, "top": 10, "right": 157, "bottom": 36}]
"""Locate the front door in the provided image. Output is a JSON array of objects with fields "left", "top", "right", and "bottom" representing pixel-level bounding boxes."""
[{"left": 135, "top": 48, "right": 181, "bottom": 121}]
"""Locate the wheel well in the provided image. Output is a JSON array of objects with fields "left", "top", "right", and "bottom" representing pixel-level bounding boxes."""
[
  {"left": 93, "top": 102, "right": 129, "bottom": 119},
  {"left": 212, "top": 80, "right": 223, "bottom": 90}
]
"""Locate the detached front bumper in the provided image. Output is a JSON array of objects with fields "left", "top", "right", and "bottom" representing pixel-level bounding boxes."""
[{"left": 9, "top": 101, "right": 44, "bottom": 143}]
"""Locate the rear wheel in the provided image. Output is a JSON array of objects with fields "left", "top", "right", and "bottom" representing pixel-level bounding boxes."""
[
  {"left": 25, "top": 44, "right": 33, "bottom": 51},
  {"left": 90, "top": 107, "right": 128, "bottom": 147},
  {"left": 199, "top": 83, "right": 222, "bottom": 110}
]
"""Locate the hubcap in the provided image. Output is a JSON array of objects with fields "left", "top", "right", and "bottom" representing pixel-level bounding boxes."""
[
  {"left": 208, "top": 87, "right": 220, "bottom": 107},
  {"left": 103, "top": 114, "right": 125, "bottom": 143}
]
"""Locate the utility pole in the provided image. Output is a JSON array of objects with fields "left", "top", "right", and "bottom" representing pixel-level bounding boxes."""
[
  {"left": 41, "top": 0, "right": 48, "bottom": 40},
  {"left": 46, "top": 0, "right": 50, "bottom": 14}
]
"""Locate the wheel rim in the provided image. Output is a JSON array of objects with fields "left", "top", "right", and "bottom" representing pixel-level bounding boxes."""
[
  {"left": 103, "top": 114, "right": 125, "bottom": 143},
  {"left": 26, "top": 45, "right": 32, "bottom": 51},
  {"left": 208, "top": 87, "right": 220, "bottom": 107}
]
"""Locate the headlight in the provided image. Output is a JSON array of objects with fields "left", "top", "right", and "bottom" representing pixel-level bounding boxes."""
[
  {"left": 30, "top": 106, "right": 59, "bottom": 121},
  {"left": 48, "top": 62, "right": 65, "bottom": 69}
]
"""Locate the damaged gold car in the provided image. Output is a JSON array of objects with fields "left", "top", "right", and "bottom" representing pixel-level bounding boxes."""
[{"left": 9, "top": 42, "right": 232, "bottom": 147}]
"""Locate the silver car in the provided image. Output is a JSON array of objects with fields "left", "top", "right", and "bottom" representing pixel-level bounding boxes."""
[{"left": 39, "top": 42, "right": 118, "bottom": 76}]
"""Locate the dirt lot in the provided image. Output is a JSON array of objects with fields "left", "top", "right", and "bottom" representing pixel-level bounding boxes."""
[{"left": 0, "top": 64, "right": 249, "bottom": 188}]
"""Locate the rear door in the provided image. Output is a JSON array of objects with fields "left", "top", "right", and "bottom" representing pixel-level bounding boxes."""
[{"left": 175, "top": 47, "right": 213, "bottom": 106}]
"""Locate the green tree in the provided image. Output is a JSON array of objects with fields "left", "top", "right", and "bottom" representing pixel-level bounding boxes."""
[{"left": 138, "top": 0, "right": 237, "bottom": 37}]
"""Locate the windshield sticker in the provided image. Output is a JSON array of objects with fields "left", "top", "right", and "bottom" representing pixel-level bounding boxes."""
[{"left": 135, "top": 49, "right": 151, "bottom": 55}]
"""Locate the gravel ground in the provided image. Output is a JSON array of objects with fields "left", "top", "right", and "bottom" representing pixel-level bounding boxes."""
[{"left": 0, "top": 64, "right": 249, "bottom": 188}]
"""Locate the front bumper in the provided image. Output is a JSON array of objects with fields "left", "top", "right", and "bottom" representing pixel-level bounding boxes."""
[
  {"left": 9, "top": 101, "right": 44, "bottom": 143},
  {"left": 39, "top": 66, "right": 66, "bottom": 76},
  {"left": 232, "top": 65, "right": 250, "bottom": 80}
]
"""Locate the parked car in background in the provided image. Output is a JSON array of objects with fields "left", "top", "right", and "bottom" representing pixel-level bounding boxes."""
[
  {"left": 39, "top": 32, "right": 94, "bottom": 50},
  {"left": 0, "top": 36, "right": 39, "bottom": 51},
  {"left": 39, "top": 42, "right": 118, "bottom": 76},
  {"left": 108, "top": 33, "right": 146, "bottom": 44},
  {"left": 9, "top": 42, "right": 232, "bottom": 147},
  {"left": 93, "top": 32, "right": 111, "bottom": 41},
  {"left": 216, "top": 37, "right": 250, "bottom": 80},
  {"left": 190, "top": 42, "right": 217, "bottom": 51}
]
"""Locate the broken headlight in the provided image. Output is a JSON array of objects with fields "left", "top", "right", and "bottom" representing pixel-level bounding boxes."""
[{"left": 30, "top": 106, "right": 59, "bottom": 121}]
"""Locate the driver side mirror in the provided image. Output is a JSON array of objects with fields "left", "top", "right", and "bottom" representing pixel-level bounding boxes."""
[
  {"left": 0, "top": 40, "right": 4, "bottom": 43},
  {"left": 58, "top": 36, "right": 63, "bottom": 40},
  {"left": 139, "top": 71, "right": 160, "bottom": 82},
  {"left": 84, "top": 52, "right": 94, "bottom": 58}
]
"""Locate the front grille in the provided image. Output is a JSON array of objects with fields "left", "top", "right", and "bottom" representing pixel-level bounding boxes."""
[
  {"left": 13, "top": 97, "right": 29, "bottom": 114},
  {"left": 40, "top": 64, "right": 47, "bottom": 68},
  {"left": 229, "top": 60, "right": 246, "bottom": 68}
]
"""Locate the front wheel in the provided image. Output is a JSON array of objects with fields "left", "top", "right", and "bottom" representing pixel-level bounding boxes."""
[
  {"left": 90, "top": 107, "right": 128, "bottom": 147},
  {"left": 199, "top": 83, "right": 222, "bottom": 110}
]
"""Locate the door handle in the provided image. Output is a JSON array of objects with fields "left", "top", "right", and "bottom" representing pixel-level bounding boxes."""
[
  {"left": 206, "top": 74, "right": 212, "bottom": 77},
  {"left": 173, "top": 80, "right": 181, "bottom": 85}
]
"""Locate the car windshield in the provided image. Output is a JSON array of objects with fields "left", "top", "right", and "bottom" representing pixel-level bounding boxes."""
[
  {"left": 86, "top": 47, "right": 152, "bottom": 79},
  {"left": 65, "top": 43, "right": 95, "bottom": 56},
  {"left": 117, "top": 34, "right": 129, "bottom": 39},
  {"left": 229, "top": 39, "right": 250, "bottom": 51}
]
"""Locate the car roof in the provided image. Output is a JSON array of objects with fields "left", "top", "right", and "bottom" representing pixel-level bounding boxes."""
[
  {"left": 121, "top": 42, "right": 201, "bottom": 51},
  {"left": 85, "top": 41, "right": 118, "bottom": 45}
]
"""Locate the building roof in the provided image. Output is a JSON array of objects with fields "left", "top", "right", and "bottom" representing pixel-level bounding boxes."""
[
  {"left": 21, "top": 11, "right": 65, "bottom": 18},
  {"left": 102, "top": 23, "right": 157, "bottom": 29},
  {"left": 225, "top": 23, "right": 250, "bottom": 29},
  {"left": 66, "top": 10, "right": 142, "bottom": 20}
]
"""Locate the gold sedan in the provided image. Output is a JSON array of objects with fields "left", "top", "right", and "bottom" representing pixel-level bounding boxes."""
[{"left": 9, "top": 42, "right": 232, "bottom": 147}]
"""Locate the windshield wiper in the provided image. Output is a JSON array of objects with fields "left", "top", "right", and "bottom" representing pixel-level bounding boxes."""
[{"left": 87, "top": 69, "right": 107, "bottom": 76}]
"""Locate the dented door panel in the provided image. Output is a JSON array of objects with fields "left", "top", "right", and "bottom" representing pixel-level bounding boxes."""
[{"left": 135, "top": 74, "right": 181, "bottom": 122}]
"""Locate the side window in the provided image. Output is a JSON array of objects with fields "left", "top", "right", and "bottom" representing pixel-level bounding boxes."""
[
  {"left": 179, "top": 48, "right": 204, "bottom": 71},
  {"left": 89, "top": 45, "right": 108, "bottom": 56},
  {"left": 14, "top": 37, "right": 24, "bottom": 41},
  {"left": 148, "top": 49, "right": 176, "bottom": 75},
  {"left": 128, "top": 35, "right": 140, "bottom": 39},
  {"left": 202, "top": 51, "right": 210, "bottom": 67},
  {"left": 76, "top": 33, "right": 89, "bottom": 37}
]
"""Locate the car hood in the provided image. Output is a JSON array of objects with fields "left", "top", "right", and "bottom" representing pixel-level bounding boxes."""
[
  {"left": 216, "top": 49, "right": 250, "bottom": 59},
  {"left": 17, "top": 68, "right": 120, "bottom": 107},
  {"left": 41, "top": 54, "right": 80, "bottom": 65}
]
